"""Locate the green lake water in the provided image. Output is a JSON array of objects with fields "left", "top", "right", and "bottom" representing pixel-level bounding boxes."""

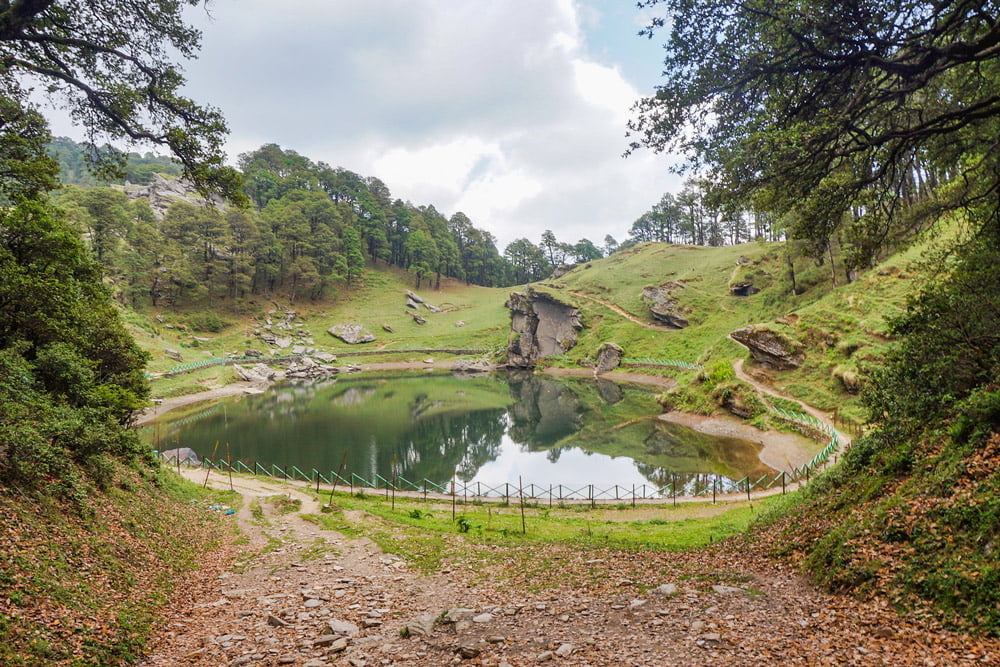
[{"left": 147, "top": 372, "right": 778, "bottom": 496}]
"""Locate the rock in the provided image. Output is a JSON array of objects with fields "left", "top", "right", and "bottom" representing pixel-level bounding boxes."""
[
  {"left": 451, "top": 356, "right": 495, "bottom": 373},
  {"left": 711, "top": 585, "right": 745, "bottom": 595},
  {"left": 267, "top": 614, "right": 289, "bottom": 627},
  {"left": 472, "top": 613, "right": 493, "bottom": 623},
  {"left": 730, "top": 325, "right": 803, "bottom": 369},
  {"left": 537, "top": 650, "right": 555, "bottom": 662},
  {"left": 443, "top": 608, "right": 477, "bottom": 623},
  {"left": 458, "top": 644, "right": 481, "bottom": 659},
  {"left": 314, "top": 635, "right": 339, "bottom": 647},
  {"left": 327, "top": 638, "right": 349, "bottom": 653},
  {"left": 243, "top": 348, "right": 262, "bottom": 358},
  {"left": 425, "top": 303, "right": 442, "bottom": 313},
  {"left": 325, "top": 619, "right": 360, "bottom": 637},
  {"left": 833, "top": 365, "right": 860, "bottom": 394},
  {"left": 628, "top": 599, "right": 648, "bottom": 611},
  {"left": 596, "top": 379, "right": 624, "bottom": 405},
  {"left": 409, "top": 312, "right": 426, "bottom": 325},
  {"left": 552, "top": 263, "right": 577, "bottom": 278},
  {"left": 405, "top": 290, "right": 424, "bottom": 304},
  {"left": 652, "top": 583, "right": 679, "bottom": 597},
  {"left": 303, "top": 661, "right": 327, "bottom": 667},
  {"left": 736, "top": 255, "right": 752, "bottom": 265},
  {"left": 454, "top": 320, "right": 466, "bottom": 327},
  {"left": 555, "top": 643, "right": 575, "bottom": 657},
  {"left": 505, "top": 287, "right": 583, "bottom": 368},
  {"left": 327, "top": 324, "right": 376, "bottom": 344},
  {"left": 640, "top": 283, "right": 689, "bottom": 328},
  {"left": 729, "top": 281, "right": 760, "bottom": 297},
  {"left": 382, "top": 324, "right": 394, "bottom": 333},
  {"left": 304, "top": 598, "right": 322, "bottom": 608},
  {"left": 402, "top": 614, "right": 436, "bottom": 637},
  {"left": 165, "top": 348, "right": 183, "bottom": 362},
  {"left": 594, "top": 342, "right": 624, "bottom": 374},
  {"left": 406, "top": 298, "right": 420, "bottom": 310},
  {"left": 123, "top": 173, "right": 217, "bottom": 220},
  {"left": 314, "top": 352, "right": 337, "bottom": 363}
]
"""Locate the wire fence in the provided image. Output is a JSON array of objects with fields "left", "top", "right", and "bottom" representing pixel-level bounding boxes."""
[
  {"left": 152, "top": 354, "right": 848, "bottom": 502},
  {"left": 622, "top": 358, "right": 704, "bottom": 371}
]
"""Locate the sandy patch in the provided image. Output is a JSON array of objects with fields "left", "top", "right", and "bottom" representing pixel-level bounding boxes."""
[{"left": 659, "top": 411, "right": 819, "bottom": 471}]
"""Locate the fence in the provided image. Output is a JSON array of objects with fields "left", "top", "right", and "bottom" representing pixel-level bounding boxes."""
[
  {"left": 622, "top": 358, "right": 703, "bottom": 371},
  {"left": 153, "top": 354, "right": 847, "bottom": 503}
]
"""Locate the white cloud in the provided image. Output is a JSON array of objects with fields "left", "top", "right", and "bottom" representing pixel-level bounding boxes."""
[{"left": 172, "top": 1, "right": 679, "bottom": 249}]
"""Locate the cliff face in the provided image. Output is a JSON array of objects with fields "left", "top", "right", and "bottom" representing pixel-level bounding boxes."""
[{"left": 505, "top": 288, "right": 583, "bottom": 368}]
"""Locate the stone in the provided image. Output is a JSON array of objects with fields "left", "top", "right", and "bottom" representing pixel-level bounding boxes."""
[
  {"left": 652, "top": 583, "right": 679, "bottom": 597},
  {"left": 327, "top": 638, "right": 349, "bottom": 653},
  {"left": 382, "top": 324, "right": 394, "bottom": 333},
  {"left": 454, "top": 320, "right": 466, "bottom": 327},
  {"left": 325, "top": 619, "right": 360, "bottom": 636},
  {"left": 458, "top": 644, "right": 481, "bottom": 659},
  {"left": 327, "top": 324, "right": 376, "bottom": 344},
  {"left": 729, "top": 325, "right": 803, "bottom": 369},
  {"left": 555, "top": 643, "right": 575, "bottom": 657},
  {"left": 594, "top": 341, "right": 624, "bottom": 374},
  {"left": 472, "top": 613, "right": 493, "bottom": 623},
  {"left": 425, "top": 303, "right": 442, "bottom": 313},
  {"left": 628, "top": 599, "right": 648, "bottom": 611},
  {"left": 402, "top": 614, "right": 436, "bottom": 637},
  {"left": 303, "top": 661, "right": 327, "bottom": 667},
  {"left": 711, "top": 585, "right": 745, "bottom": 595},
  {"left": 443, "top": 608, "right": 477, "bottom": 623},
  {"left": 640, "top": 283, "right": 690, "bottom": 328},
  {"left": 552, "top": 263, "right": 577, "bottom": 278},
  {"left": 165, "top": 348, "right": 183, "bottom": 362},
  {"left": 537, "top": 650, "right": 555, "bottom": 662},
  {"left": 314, "top": 635, "right": 341, "bottom": 648},
  {"left": 409, "top": 312, "right": 426, "bottom": 325},
  {"left": 730, "top": 281, "right": 760, "bottom": 297},
  {"left": 451, "top": 356, "right": 495, "bottom": 373},
  {"left": 505, "top": 287, "right": 583, "bottom": 368},
  {"left": 304, "top": 598, "right": 322, "bottom": 609},
  {"left": 405, "top": 290, "right": 425, "bottom": 304},
  {"left": 267, "top": 614, "right": 289, "bottom": 627}
]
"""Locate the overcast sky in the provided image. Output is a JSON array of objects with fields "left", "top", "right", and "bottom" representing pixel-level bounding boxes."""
[{"left": 54, "top": 0, "right": 683, "bottom": 252}]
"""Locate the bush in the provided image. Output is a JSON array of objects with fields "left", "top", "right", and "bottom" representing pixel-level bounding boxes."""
[{"left": 185, "top": 312, "right": 231, "bottom": 333}]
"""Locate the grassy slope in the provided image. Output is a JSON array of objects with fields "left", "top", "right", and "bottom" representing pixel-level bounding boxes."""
[{"left": 0, "top": 467, "right": 237, "bottom": 666}]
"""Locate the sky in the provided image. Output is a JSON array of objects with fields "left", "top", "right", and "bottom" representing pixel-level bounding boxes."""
[{"left": 51, "top": 0, "right": 683, "bottom": 253}]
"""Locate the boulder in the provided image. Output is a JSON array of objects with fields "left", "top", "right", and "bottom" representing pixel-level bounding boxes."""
[
  {"left": 552, "top": 263, "right": 578, "bottom": 279},
  {"left": 452, "top": 356, "right": 495, "bottom": 373},
  {"left": 405, "top": 289, "right": 425, "bottom": 304},
  {"left": 594, "top": 342, "right": 624, "bottom": 374},
  {"left": 327, "top": 324, "right": 376, "bottom": 344},
  {"left": 165, "top": 348, "right": 183, "bottom": 362},
  {"left": 505, "top": 288, "right": 583, "bottom": 368},
  {"left": 640, "top": 283, "right": 689, "bottom": 328},
  {"left": 382, "top": 324, "right": 394, "bottom": 333},
  {"left": 730, "top": 325, "right": 803, "bottom": 369},
  {"left": 409, "top": 312, "right": 426, "bottom": 325},
  {"left": 729, "top": 281, "right": 760, "bottom": 297}
]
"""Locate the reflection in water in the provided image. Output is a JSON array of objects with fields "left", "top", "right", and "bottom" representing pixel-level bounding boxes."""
[{"left": 147, "top": 372, "right": 779, "bottom": 492}]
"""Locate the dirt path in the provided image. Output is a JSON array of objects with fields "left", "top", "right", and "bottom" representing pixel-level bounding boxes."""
[
  {"left": 140, "top": 469, "right": 1000, "bottom": 666},
  {"left": 565, "top": 289, "right": 675, "bottom": 331}
]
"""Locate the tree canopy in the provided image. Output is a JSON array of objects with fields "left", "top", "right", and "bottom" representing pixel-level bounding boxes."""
[
  {"left": 630, "top": 0, "right": 1000, "bottom": 268},
  {"left": 0, "top": 0, "right": 242, "bottom": 199}
]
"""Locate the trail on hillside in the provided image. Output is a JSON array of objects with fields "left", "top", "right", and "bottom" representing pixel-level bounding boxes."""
[
  {"left": 140, "top": 469, "right": 999, "bottom": 666},
  {"left": 564, "top": 289, "right": 675, "bottom": 331}
]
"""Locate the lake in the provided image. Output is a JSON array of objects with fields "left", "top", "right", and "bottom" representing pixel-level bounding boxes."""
[{"left": 147, "top": 372, "right": 779, "bottom": 497}]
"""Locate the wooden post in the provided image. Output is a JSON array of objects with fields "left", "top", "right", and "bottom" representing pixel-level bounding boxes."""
[
  {"left": 452, "top": 472, "right": 457, "bottom": 522},
  {"left": 712, "top": 478, "right": 716, "bottom": 504},
  {"left": 632, "top": 484, "right": 636, "bottom": 508},
  {"left": 519, "top": 476, "right": 526, "bottom": 534},
  {"left": 204, "top": 440, "right": 220, "bottom": 488},
  {"left": 226, "top": 443, "right": 233, "bottom": 492}
]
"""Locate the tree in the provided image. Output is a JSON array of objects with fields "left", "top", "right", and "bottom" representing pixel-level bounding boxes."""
[
  {"left": 630, "top": 0, "right": 1000, "bottom": 267},
  {"left": 0, "top": 0, "right": 243, "bottom": 199}
]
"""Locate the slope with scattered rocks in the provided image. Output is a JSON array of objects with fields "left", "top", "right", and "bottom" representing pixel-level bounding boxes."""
[{"left": 140, "top": 470, "right": 1000, "bottom": 667}]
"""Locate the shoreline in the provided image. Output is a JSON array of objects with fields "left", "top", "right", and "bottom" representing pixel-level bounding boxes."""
[{"left": 136, "top": 365, "right": 818, "bottom": 471}]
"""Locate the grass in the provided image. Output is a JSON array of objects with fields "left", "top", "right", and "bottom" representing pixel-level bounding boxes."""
[{"left": 0, "top": 463, "right": 239, "bottom": 667}]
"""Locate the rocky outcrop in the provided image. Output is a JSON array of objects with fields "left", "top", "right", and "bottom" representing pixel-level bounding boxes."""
[
  {"left": 124, "top": 173, "right": 222, "bottom": 220},
  {"left": 326, "top": 324, "right": 376, "bottom": 344},
  {"left": 594, "top": 342, "right": 624, "bottom": 374},
  {"left": 552, "top": 263, "right": 577, "bottom": 279},
  {"left": 640, "top": 283, "right": 689, "bottom": 328},
  {"left": 730, "top": 325, "right": 803, "bottom": 369},
  {"left": 505, "top": 288, "right": 583, "bottom": 368},
  {"left": 729, "top": 281, "right": 760, "bottom": 297}
]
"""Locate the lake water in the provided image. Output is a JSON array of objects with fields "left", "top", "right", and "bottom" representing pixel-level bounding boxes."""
[{"left": 147, "top": 372, "right": 778, "bottom": 496}]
